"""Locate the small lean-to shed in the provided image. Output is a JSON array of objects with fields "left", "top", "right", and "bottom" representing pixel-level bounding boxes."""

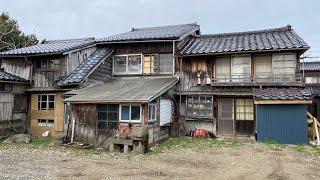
[{"left": 253, "top": 88, "right": 312, "bottom": 144}]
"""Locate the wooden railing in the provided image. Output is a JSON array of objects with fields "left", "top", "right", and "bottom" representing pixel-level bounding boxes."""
[{"left": 212, "top": 73, "right": 302, "bottom": 86}]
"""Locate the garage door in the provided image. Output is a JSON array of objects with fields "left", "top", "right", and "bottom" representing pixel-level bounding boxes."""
[{"left": 160, "top": 99, "right": 172, "bottom": 126}]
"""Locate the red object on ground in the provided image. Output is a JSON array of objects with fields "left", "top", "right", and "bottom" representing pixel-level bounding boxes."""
[{"left": 194, "top": 129, "right": 207, "bottom": 138}]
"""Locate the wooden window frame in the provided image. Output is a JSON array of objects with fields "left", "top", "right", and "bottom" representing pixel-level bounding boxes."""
[
  {"left": 97, "top": 104, "right": 119, "bottom": 131},
  {"left": 231, "top": 54, "right": 251, "bottom": 82},
  {"left": 113, "top": 54, "right": 143, "bottom": 75},
  {"left": 143, "top": 54, "right": 158, "bottom": 75},
  {"left": 119, "top": 104, "right": 142, "bottom": 123},
  {"left": 186, "top": 96, "right": 213, "bottom": 119},
  {"left": 37, "top": 119, "right": 54, "bottom": 126},
  {"left": 148, "top": 103, "right": 157, "bottom": 122},
  {"left": 38, "top": 94, "right": 55, "bottom": 110},
  {"left": 235, "top": 99, "right": 254, "bottom": 121},
  {"left": 159, "top": 53, "right": 174, "bottom": 75}
]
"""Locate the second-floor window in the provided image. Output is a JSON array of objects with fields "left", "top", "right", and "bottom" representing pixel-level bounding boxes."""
[
  {"left": 306, "top": 77, "right": 320, "bottom": 84},
  {"left": 38, "top": 94, "right": 55, "bottom": 110},
  {"left": 231, "top": 55, "right": 251, "bottom": 82},
  {"left": 36, "top": 59, "right": 60, "bottom": 69},
  {"left": 272, "top": 53, "right": 296, "bottom": 77},
  {"left": 159, "top": 54, "right": 173, "bottom": 74},
  {"left": 113, "top": 54, "right": 142, "bottom": 75}
]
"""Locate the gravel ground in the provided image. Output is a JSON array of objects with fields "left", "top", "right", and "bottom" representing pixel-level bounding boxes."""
[{"left": 0, "top": 139, "right": 320, "bottom": 180}]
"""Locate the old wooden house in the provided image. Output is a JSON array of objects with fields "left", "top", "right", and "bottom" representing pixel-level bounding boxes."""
[
  {"left": 300, "top": 61, "right": 320, "bottom": 118},
  {"left": 60, "top": 23, "right": 200, "bottom": 146},
  {"left": 0, "top": 69, "right": 29, "bottom": 134},
  {"left": 177, "top": 25, "right": 311, "bottom": 144},
  {"left": 0, "top": 38, "right": 97, "bottom": 137}
]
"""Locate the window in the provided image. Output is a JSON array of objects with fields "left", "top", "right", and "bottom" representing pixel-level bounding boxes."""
[
  {"left": 143, "top": 55, "right": 157, "bottom": 74},
  {"left": 36, "top": 59, "right": 60, "bottom": 69},
  {"left": 148, "top": 104, "right": 157, "bottom": 122},
  {"left": 272, "top": 53, "right": 296, "bottom": 79},
  {"left": 231, "top": 55, "right": 251, "bottom": 82},
  {"left": 306, "top": 77, "right": 320, "bottom": 84},
  {"left": 0, "top": 83, "right": 4, "bottom": 91},
  {"left": 235, "top": 99, "right": 253, "bottom": 121},
  {"left": 187, "top": 96, "right": 213, "bottom": 117},
  {"left": 120, "top": 105, "right": 141, "bottom": 123},
  {"left": 215, "top": 57, "right": 231, "bottom": 82},
  {"left": 37, "top": 119, "right": 54, "bottom": 126},
  {"left": 159, "top": 54, "right": 173, "bottom": 74},
  {"left": 38, "top": 95, "right": 55, "bottom": 110},
  {"left": 113, "top": 54, "right": 142, "bottom": 75},
  {"left": 97, "top": 104, "right": 119, "bottom": 131},
  {"left": 254, "top": 55, "right": 272, "bottom": 81},
  {"left": 14, "top": 95, "right": 27, "bottom": 112}
]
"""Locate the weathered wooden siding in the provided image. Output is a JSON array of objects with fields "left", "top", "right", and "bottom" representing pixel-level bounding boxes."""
[
  {"left": 64, "top": 46, "right": 97, "bottom": 75},
  {"left": 110, "top": 42, "right": 173, "bottom": 54},
  {"left": 0, "top": 92, "right": 13, "bottom": 121},
  {"left": 1, "top": 58, "right": 32, "bottom": 80},
  {"left": 89, "top": 57, "right": 113, "bottom": 81}
]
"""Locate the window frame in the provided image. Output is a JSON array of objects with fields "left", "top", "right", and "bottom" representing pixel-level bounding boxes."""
[
  {"left": 37, "top": 119, "right": 54, "bottom": 127},
  {"left": 143, "top": 54, "right": 158, "bottom": 75},
  {"left": 38, "top": 94, "right": 55, "bottom": 110},
  {"left": 305, "top": 76, "right": 320, "bottom": 84},
  {"left": 235, "top": 99, "right": 254, "bottom": 121},
  {"left": 148, "top": 103, "right": 157, "bottom": 122},
  {"left": 186, "top": 96, "right": 213, "bottom": 119},
  {"left": 159, "top": 53, "right": 174, "bottom": 75},
  {"left": 231, "top": 55, "right": 251, "bottom": 82},
  {"left": 119, "top": 104, "right": 142, "bottom": 123},
  {"left": 113, "top": 54, "right": 143, "bottom": 75}
]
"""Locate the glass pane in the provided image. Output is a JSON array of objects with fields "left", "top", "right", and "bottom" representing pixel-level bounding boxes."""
[
  {"left": 41, "top": 95, "right": 47, "bottom": 101},
  {"left": 108, "top": 112, "right": 118, "bottom": 121},
  {"left": 108, "top": 104, "right": 118, "bottom": 112},
  {"left": 47, "top": 120, "right": 54, "bottom": 126},
  {"left": 121, "top": 106, "right": 130, "bottom": 120},
  {"left": 128, "top": 55, "right": 141, "bottom": 73},
  {"left": 98, "top": 112, "right": 107, "bottom": 120},
  {"left": 49, "top": 59, "right": 60, "bottom": 69},
  {"left": 48, "top": 102, "right": 54, "bottom": 109},
  {"left": 131, "top": 106, "right": 140, "bottom": 120},
  {"left": 114, "top": 56, "right": 127, "bottom": 73},
  {"left": 41, "top": 102, "right": 47, "bottom": 109},
  {"left": 98, "top": 121, "right": 107, "bottom": 129},
  {"left": 108, "top": 122, "right": 118, "bottom": 130},
  {"left": 159, "top": 54, "right": 173, "bottom": 74},
  {"left": 48, "top": 95, "right": 55, "bottom": 101}
]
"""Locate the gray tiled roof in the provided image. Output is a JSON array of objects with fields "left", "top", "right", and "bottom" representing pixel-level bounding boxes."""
[
  {"left": 0, "top": 70, "right": 28, "bottom": 82},
  {"left": 252, "top": 87, "right": 311, "bottom": 101},
  {"left": 300, "top": 61, "right": 320, "bottom": 71},
  {"left": 0, "top": 38, "right": 95, "bottom": 56},
  {"left": 58, "top": 47, "right": 113, "bottom": 86},
  {"left": 305, "top": 86, "right": 320, "bottom": 96},
  {"left": 65, "top": 76, "right": 178, "bottom": 103},
  {"left": 181, "top": 25, "right": 309, "bottom": 55},
  {"left": 98, "top": 23, "right": 200, "bottom": 42}
]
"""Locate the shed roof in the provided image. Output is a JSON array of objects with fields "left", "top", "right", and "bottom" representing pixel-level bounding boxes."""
[
  {"left": 57, "top": 47, "right": 114, "bottom": 86},
  {"left": 252, "top": 87, "right": 312, "bottom": 104},
  {"left": 98, "top": 23, "right": 200, "bottom": 42},
  {"left": 0, "top": 38, "right": 95, "bottom": 56},
  {"left": 300, "top": 61, "right": 320, "bottom": 71},
  {"left": 0, "top": 69, "right": 28, "bottom": 83},
  {"left": 65, "top": 76, "right": 178, "bottom": 103},
  {"left": 181, "top": 25, "right": 309, "bottom": 56}
]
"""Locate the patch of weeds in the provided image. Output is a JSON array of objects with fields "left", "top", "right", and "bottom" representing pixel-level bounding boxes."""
[
  {"left": 228, "top": 139, "right": 246, "bottom": 148},
  {"left": 262, "top": 140, "right": 285, "bottom": 151},
  {"left": 30, "top": 137, "right": 55, "bottom": 148},
  {"left": 293, "top": 145, "right": 308, "bottom": 154}
]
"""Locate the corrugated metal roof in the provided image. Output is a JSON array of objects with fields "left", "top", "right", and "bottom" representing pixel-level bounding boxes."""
[
  {"left": 98, "top": 23, "right": 199, "bottom": 42},
  {"left": 0, "top": 70, "right": 28, "bottom": 83},
  {"left": 252, "top": 87, "right": 311, "bottom": 101},
  {"left": 65, "top": 76, "right": 178, "bottom": 103},
  {"left": 181, "top": 25, "right": 309, "bottom": 55},
  {"left": 58, "top": 47, "right": 114, "bottom": 86},
  {"left": 300, "top": 61, "right": 320, "bottom": 71},
  {"left": 0, "top": 38, "right": 95, "bottom": 56}
]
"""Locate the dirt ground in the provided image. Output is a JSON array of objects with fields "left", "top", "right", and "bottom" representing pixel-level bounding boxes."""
[{"left": 0, "top": 138, "right": 320, "bottom": 180}]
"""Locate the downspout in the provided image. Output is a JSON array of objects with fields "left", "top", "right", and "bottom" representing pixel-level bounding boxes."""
[{"left": 173, "top": 41, "right": 176, "bottom": 75}]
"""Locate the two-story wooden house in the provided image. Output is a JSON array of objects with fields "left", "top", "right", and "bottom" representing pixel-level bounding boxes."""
[
  {"left": 177, "top": 25, "right": 311, "bottom": 144},
  {"left": 300, "top": 61, "right": 320, "bottom": 118},
  {"left": 61, "top": 23, "right": 200, "bottom": 146},
  {"left": 0, "top": 38, "right": 97, "bottom": 137}
]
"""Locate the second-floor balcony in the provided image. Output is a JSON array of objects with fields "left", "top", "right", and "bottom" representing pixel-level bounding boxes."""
[{"left": 211, "top": 73, "right": 303, "bottom": 86}]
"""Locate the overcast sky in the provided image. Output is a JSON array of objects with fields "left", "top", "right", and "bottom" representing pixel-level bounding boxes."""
[{"left": 1, "top": 0, "right": 319, "bottom": 58}]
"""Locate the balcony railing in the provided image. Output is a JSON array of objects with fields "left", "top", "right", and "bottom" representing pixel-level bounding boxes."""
[{"left": 211, "top": 73, "right": 302, "bottom": 86}]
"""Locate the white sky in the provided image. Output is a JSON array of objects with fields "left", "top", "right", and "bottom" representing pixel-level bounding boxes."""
[{"left": 1, "top": 0, "right": 319, "bottom": 58}]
